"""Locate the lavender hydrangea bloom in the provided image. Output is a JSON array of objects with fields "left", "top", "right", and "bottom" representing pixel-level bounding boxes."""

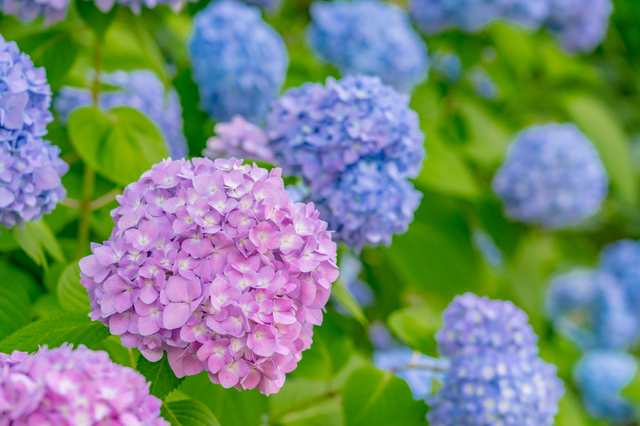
[
  {"left": 1, "top": 0, "right": 69, "bottom": 25},
  {"left": 204, "top": 115, "right": 275, "bottom": 163},
  {"left": 546, "top": 269, "right": 640, "bottom": 350},
  {"left": 0, "top": 345, "right": 168, "bottom": 425},
  {"left": 574, "top": 350, "right": 637, "bottom": 423},
  {"left": 54, "top": 70, "right": 188, "bottom": 159},
  {"left": 79, "top": 157, "right": 339, "bottom": 396},
  {"left": 0, "top": 35, "right": 53, "bottom": 142},
  {"left": 91, "top": 0, "right": 190, "bottom": 14},
  {"left": 546, "top": 0, "right": 613, "bottom": 53},
  {"left": 599, "top": 240, "right": 640, "bottom": 312},
  {"left": 307, "top": 0, "right": 429, "bottom": 92},
  {"left": 429, "top": 293, "right": 564, "bottom": 426},
  {"left": 189, "top": 0, "right": 288, "bottom": 123},
  {"left": 492, "top": 123, "right": 608, "bottom": 228}
]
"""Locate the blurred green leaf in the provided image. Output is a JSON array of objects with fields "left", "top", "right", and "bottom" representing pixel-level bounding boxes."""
[
  {"left": 138, "top": 353, "right": 184, "bottom": 400},
  {"left": 76, "top": 0, "right": 117, "bottom": 37},
  {"left": 459, "top": 101, "right": 512, "bottom": 167},
  {"left": 0, "top": 261, "right": 42, "bottom": 302},
  {"left": 13, "top": 221, "right": 65, "bottom": 267},
  {"left": 388, "top": 305, "right": 442, "bottom": 357},
  {"left": 67, "top": 106, "right": 169, "bottom": 187},
  {"left": 332, "top": 278, "right": 368, "bottom": 328},
  {"left": 342, "top": 367, "right": 427, "bottom": 426},
  {"left": 0, "top": 313, "right": 109, "bottom": 353},
  {"left": 0, "top": 280, "right": 31, "bottom": 340},
  {"left": 57, "top": 263, "right": 90, "bottom": 312},
  {"left": 161, "top": 399, "right": 220, "bottom": 426},
  {"left": 280, "top": 399, "right": 343, "bottom": 426},
  {"left": 555, "top": 391, "right": 589, "bottom": 426}
]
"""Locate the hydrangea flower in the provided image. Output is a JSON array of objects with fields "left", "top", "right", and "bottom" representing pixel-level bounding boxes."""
[
  {"left": 1, "top": 0, "right": 70, "bottom": 25},
  {"left": 203, "top": 115, "right": 275, "bottom": 163},
  {"left": 307, "top": 0, "right": 429, "bottom": 92},
  {"left": 431, "top": 51, "right": 462, "bottom": 83},
  {"left": 470, "top": 67, "right": 500, "bottom": 101},
  {"left": 189, "top": 0, "right": 288, "bottom": 124},
  {"left": 0, "top": 344, "right": 168, "bottom": 425},
  {"left": 429, "top": 293, "right": 564, "bottom": 426},
  {"left": 0, "top": 35, "right": 53, "bottom": 142},
  {"left": 574, "top": 350, "right": 637, "bottom": 423},
  {"left": 598, "top": 240, "right": 640, "bottom": 312},
  {"left": 492, "top": 123, "right": 608, "bottom": 228},
  {"left": 79, "top": 157, "right": 339, "bottom": 395},
  {"left": 54, "top": 70, "right": 188, "bottom": 159},
  {"left": 91, "top": 0, "right": 190, "bottom": 14},
  {"left": 546, "top": 269, "right": 639, "bottom": 350},
  {"left": 546, "top": 0, "right": 613, "bottom": 53},
  {"left": 267, "top": 75, "right": 424, "bottom": 250}
]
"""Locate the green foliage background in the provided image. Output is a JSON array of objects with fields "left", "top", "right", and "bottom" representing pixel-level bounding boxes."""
[{"left": 2, "top": 0, "right": 640, "bottom": 424}]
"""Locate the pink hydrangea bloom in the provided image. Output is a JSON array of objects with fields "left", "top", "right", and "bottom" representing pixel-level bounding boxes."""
[
  {"left": 80, "top": 157, "right": 339, "bottom": 395},
  {"left": 0, "top": 345, "right": 168, "bottom": 426},
  {"left": 203, "top": 115, "right": 275, "bottom": 163}
]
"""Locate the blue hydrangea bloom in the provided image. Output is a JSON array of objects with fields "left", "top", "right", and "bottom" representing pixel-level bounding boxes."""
[
  {"left": 92, "top": 0, "right": 190, "bottom": 14},
  {"left": 368, "top": 321, "right": 401, "bottom": 352},
  {"left": 574, "top": 350, "right": 637, "bottom": 423},
  {"left": 54, "top": 70, "right": 188, "bottom": 159},
  {"left": 335, "top": 251, "right": 375, "bottom": 310},
  {"left": 189, "top": 0, "right": 288, "bottom": 123},
  {"left": 307, "top": 0, "right": 429, "bottom": 92},
  {"left": 492, "top": 123, "right": 608, "bottom": 229},
  {"left": 431, "top": 51, "right": 462, "bottom": 83},
  {"left": 0, "top": 35, "right": 53, "bottom": 143},
  {"left": 472, "top": 229, "right": 504, "bottom": 267},
  {"left": 546, "top": 269, "right": 639, "bottom": 350},
  {"left": 546, "top": 0, "right": 613, "bottom": 53},
  {"left": 1, "top": 0, "right": 69, "bottom": 25},
  {"left": 599, "top": 240, "right": 640, "bottom": 313},
  {"left": 470, "top": 67, "right": 500, "bottom": 100}
]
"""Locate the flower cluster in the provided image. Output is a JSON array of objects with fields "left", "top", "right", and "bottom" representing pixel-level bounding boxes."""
[
  {"left": 429, "top": 293, "right": 564, "bottom": 426},
  {"left": 54, "top": 70, "right": 188, "bottom": 159},
  {"left": 267, "top": 75, "right": 424, "bottom": 251},
  {"left": 0, "top": 36, "right": 68, "bottom": 230},
  {"left": 546, "top": 0, "right": 613, "bottom": 53},
  {"left": 203, "top": 115, "right": 275, "bottom": 163},
  {"left": 574, "top": 350, "right": 637, "bottom": 423},
  {"left": 91, "top": 0, "right": 190, "bottom": 14},
  {"left": 492, "top": 123, "right": 608, "bottom": 229},
  {"left": 0, "top": 345, "right": 168, "bottom": 425},
  {"left": 598, "top": 239, "right": 640, "bottom": 313},
  {"left": 79, "top": 157, "right": 339, "bottom": 395},
  {"left": 189, "top": 0, "right": 288, "bottom": 124},
  {"left": 1, "top": 0, "right": 69, "bottom": 25},
  {"left": 306, "top": 0, "right": 429, "bottom": 93}
]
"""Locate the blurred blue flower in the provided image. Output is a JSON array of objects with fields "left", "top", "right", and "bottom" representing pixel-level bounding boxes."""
[
  {"left": 0, "top": 35, "right": 53, "bottom": 143},
  {"left": 336, "top": 251, "right": 375, "bottom": 308},
  {"left": 599, "top": 239, "right": 640, "bottom": 313},
  {"left": 470, "top": 67, "right": 500, "bottom": 100},
  {"left": 368, "top": 321, "right": 401, "bottom": 352},
  {"left": 492, "top": 123, "right": 608, "bottom": 229},
  {"left": 431, "top": 51, "right": 462, "bottom": 83},
  {"left": 547, "top": 0, "right": 613, "bottom": 53},
  {"left": 91, "top": 0, "right": 189, "bottom": 14},
  {"left": 546, "top": 269, "right": 639, "bottom": 350},
  {"left": 472, "top": 228, "right": 504, "bottom": 267},
  {"left": 307, "top": 0, "right": 429, "bottom": 92},
  {"left": 574, "top": 350, "right": 637, "bottom": 423},
  {"left": 1, "top": 0, "right": 69, "bottom": 25},
  {"left": 54, "top": 70, "right": 188, "bottom": 159},
  {"left": 189, "top": 0, "right": 288, "bottom": 123}
]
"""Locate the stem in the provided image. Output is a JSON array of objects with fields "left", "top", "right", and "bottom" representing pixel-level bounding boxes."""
[
  {"left": 392, "top": 363, "right": 449, "bottom": 373},
  {"left": 127, "top": 348, "right": 136, "bottom": 369},
  {"left": 88, "top": 189, "right": 119, "bottom": 210}
]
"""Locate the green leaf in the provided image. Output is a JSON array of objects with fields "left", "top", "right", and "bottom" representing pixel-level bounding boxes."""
[
  {"left": 564, "top": 94, "right": 638, "bottom": 206},
  {"left": 161, "top": 400, "right": 221, "bottom": 426},
  {"left": 138, "top": 353, "right": 184, "bottom": 400},
  {"left": 0, "top": 280, "right": 32, "bottom": 340},
  {"left": 388, "top": 305, "right": 442, "bottom": 357},
  {"left": 331, "top": 278, "right": 369, "bottom": 328},
  {"left": 281, "top": 399, "right": 344, "bottom": 426},
  {"left": 458, "top": 101, "right": 512, "bottom": 167},
  {"left": 342, "top": 367, "right": 427, "bottom": 426},
  {"left": 0, "top": 261, "right": 42, "bottom": 302},
  {"left": 76, "top": 0, "right": 117, "bottom": 37},
  {"left": 57, "top": 263, "right": 90, "bottom": 313},
  {"left": 67, "top": 106, "right": 169, "bottom": 187},
  {"left": 12, "top": 221, "right": 65, "bottom": 267},
  {"left": 0, "top": 313, "right": 109, "bottom": 353},
  {"left": 555, "top": 391, "right": 589, "bottom": 426}
]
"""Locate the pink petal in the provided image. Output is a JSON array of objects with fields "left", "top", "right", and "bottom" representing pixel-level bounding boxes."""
[{"left": 163, "top": 302, "right": 191, "bottom": 329}]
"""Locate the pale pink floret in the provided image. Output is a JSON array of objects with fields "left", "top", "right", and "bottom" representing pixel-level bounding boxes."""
[{"left": 79, "top": 157, "right": 339, "bottom": 395}]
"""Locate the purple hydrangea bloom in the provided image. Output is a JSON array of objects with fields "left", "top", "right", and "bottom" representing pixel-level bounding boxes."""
[
  {"left": 1, "top": 0, "right": 69, "bottom": 25},
  {"left": 0, "top": 35, "right": 53, "bottom": 143},
  {"left": 79, "top": 157, "right": 339, "bottom": 396},
  {"left": 492, "top": 123, "right": 608, "bottom": 229},
  {"left": 307, "top": 0, "right": 429, "bottom": 93},
  {"left": 598, "top": 240, "right": 640, "bottom": 313},
  {"left": 189, "top": 0, "right": 288, "bottom": 124},
  {"left": 0, "top": 345, "right": 168, "bottom": 425},
  {"left": 546, "top": 0, "right": 613, "bottom": 53},
  {"left": 91, "top": 0, "right": 190, "bottom": 14},
  {"left": 574, "top": 350, "right": 636, "bottom": 423},
  {"left": 54, "top": 70, "right": 188, "bottom": 159},
  {"left": 204, "top": 115, "right": 275, "bottom": 163},
  {"left": 546, "top": 269, "right": 639, "bottom": 350}
]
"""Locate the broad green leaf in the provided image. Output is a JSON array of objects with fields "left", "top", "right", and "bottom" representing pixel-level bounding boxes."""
[
  {"left": 76, "top": 0, "right": 117, "bottom": 37},
  {"left": 44, "top": 262, "right": 67, "bottom": 293},
  {"left": 67, "top": 106, "right": 169, "bottom": 187},
  {"left": 342, "top": 367, "right": 427, "bottom": 426},
  {"left": 388, "top": 305, "right": 442, "bottom": 357},
  {"left": 32, "top": 293, "right": 65, "bottom": 319},
  {"left": 458, "top": 101, "right": 512, "bottom": 167},
  {"left": 0, "top": 313, "right": 109, "bottom": 353},
  {"left": 270, "top": 377, "right": 334, "bottom": 421},
  {"left": 555, "top": 391, "right": 589, "bottom": 426},
  {"left": 0, "top": 281, "right": 31, "bottom": 340},
  {"left": 138, "top": 353, "right": 184, "bottom": 400},
  {"left": 281, "top": 399, "right": 344, "bottom": 426},
  {"left": 90, "top": 335, "right": 136, "bottom": 368},
  {"left": 180, "top": 372, "right": 267, "bottom": 426},
  {"left": 57, "top": 263, "right": 90, "bottom": 313},
  {"left": 331, "top": 278, "right": 368, "bottom": 328},
  {"left": 0, "top": 261, "right": 42, "bottom": 302},
  {"left": 12, "top": 221, "right": 65, "bottom": 267},
  {"left": 564, "top": 94, "right": 638, "bottom": 206},
  {"left": 161, "top": 400, "right": 220, "bottom": 426}
]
